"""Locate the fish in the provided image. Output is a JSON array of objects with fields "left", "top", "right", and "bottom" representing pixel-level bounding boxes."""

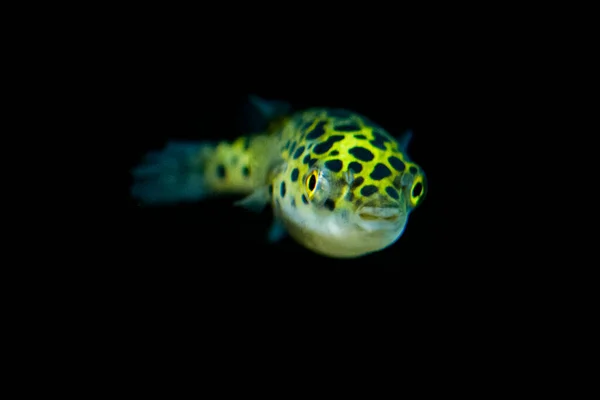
[{"left": 130, "top": 95, "right": 427, "bottom": 258}]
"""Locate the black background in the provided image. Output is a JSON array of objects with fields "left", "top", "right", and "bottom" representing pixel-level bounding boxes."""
[
  {"left": 42, "top": 12, "right": 572, "bottom": 383},
  {"left": 112, "top": 67, "right": 522, "bottom": 363},
  {"left": 123, "top": 87, "right": 462, "bottom": 272},
  {"left": 113, "top": 36, "right": 483, "bottom": 304}
]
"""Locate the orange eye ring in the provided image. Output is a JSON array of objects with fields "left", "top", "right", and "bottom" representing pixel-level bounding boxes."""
[{"left": 306, "top": 170, "right": 319, "bottom": 199}]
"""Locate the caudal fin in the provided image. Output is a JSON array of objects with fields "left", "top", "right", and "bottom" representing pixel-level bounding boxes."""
[{"left": 130, "top": 141, "right": 214, "bottom": 205}]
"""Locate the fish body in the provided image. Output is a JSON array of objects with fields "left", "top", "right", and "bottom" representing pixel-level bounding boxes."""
[{"left": 131, "top": 97, "right": 427, "bottom": 258}]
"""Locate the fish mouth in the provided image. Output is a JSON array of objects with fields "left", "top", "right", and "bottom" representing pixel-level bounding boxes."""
[{"left": 358, "top": 206, "right": 403, "bottom": 223}]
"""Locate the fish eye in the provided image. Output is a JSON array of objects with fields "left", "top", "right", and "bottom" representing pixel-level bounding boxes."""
[
  {"left": 306, "top": 170, "right": 319, "bottom": 199},
  {"left": 412, "top": 182, "right": 423, "bottom": 197},
  {"left": 410, "top": 176, "right": 426, "bottom": 207}
]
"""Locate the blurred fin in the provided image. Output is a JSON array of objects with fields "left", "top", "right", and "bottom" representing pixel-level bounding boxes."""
[
  {"left": 241, "top": 95, "right": 292, "bottom": 133},
  {"left": 234, "top": 185, "right": 270, "bottom": 212},
  {"left": 131, "top": 141, "right": 213, "bottom": 205},
  {"left": 397, "top": 130, "right": 413, "bottom": 153},
  {"left": 267, "top": 218, "right": 288, "bottom": 243},
  {"left": 248, "top": 94, "right": 291, "bottom": 121}
]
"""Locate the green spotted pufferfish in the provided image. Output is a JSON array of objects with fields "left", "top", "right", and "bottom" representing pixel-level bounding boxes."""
[{"left": 131, "top": 96, "right": 427, "bottom": 258}]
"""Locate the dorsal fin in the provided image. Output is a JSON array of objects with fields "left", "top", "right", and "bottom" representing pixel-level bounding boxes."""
[
  {"left": 397, "top": 130, "right": 413, "bottom": 153},
  {"left": 248, "top": 95, "right": 291, "bottom": 121},
  {"left": 241, "top": 95, "right": 292, "bottom": 134}
]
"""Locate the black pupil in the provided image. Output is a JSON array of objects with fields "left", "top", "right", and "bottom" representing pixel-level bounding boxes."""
[
  {"left": 308, "top": 174, "right": 317, "bottom": 191},
  {"left": 412, "top": 182, "right": 423, "bottom": 197}
]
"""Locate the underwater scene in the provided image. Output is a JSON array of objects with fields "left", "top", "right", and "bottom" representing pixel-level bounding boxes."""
[{"left": 126, "top": 90, "right": 454, "bottom": 273}]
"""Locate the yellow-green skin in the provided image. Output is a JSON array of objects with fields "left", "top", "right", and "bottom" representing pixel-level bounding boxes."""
[{"left": 132, "top": 107, "right": 427, "bottom": 258}]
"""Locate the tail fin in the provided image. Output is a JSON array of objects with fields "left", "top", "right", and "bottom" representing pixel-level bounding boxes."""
[
  {"left": 131, "top": 141, "right": 214, "bottom": 205},
  {"left": 131, "top": 136, "right": 266, "bottom": 205}
]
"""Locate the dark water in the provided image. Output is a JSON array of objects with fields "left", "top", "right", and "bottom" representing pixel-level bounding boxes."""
[
  {"left": 60, "top": 19, "right": 561, "bottom": 378},
  {"left": 107, "top": 40, "right": 497, "bottom": 314},
  {"left": 123, "top": 86, "right": 462, "bottom": 280}
]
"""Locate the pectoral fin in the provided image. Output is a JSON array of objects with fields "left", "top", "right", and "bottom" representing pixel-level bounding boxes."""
[
  {"left": 267, "top": 218, "right": 288, "bottom": 243},
  {"left": 233, "top": 185, "right": 271, "bottom": 212}
]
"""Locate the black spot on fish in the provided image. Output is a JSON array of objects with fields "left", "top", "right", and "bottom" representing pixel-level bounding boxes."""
[
  {"left": 324, "top": 198, "right": 336, "bottom": 211},
  {"left": 289, "top": 141, "right": 297, "bottom": 155},
  {"left": 242, "top": 137, "right": 250, "bottom": 150},
  {"left": 302, "top": 157, "right": 317, "bottom": 167},
  {"left": 370, "top": 163, "right": 392, "bottom": 180},
  {"left": 301, "top": 194, "right": 309, "bottom": 204},
  {"left": 410, "top": 166, "right": 418, "bottom": 175},
  {"left": 324, "top": 159, "right": 343, "bottom": 173},
  {"left": 349, "top": 146, "right": 374, "bottom": 162},
  {"left": 370, "top": 140, "right": 386, "bottom": 151},
  {"left": 268, "top": 184, "right": 273, "bottom": 195},
  {"left": 216, "top": 164, "right": 226, "bottom": 178},
  {"left": 303, "top": 155, "right": 318, "bottom": 167},
  {"left": 386, "top": 186, "right": 399, "bottom": 200},
  {"left": 284, "top": 140, "right": 290, "bottom": 150},
  {"left": 291, "top": 198, "right": 296, "bottom": 208},
  {"left": 370, "top": 131, "right": 390, "bottom": 151},
  {"left": 329, "top": 150, "right": 339, "bottom": 156},
  {"left": 293, "top": 146, "right": 305, "bottom": 159},
  {"left": 301, "top": 120, "right": 314, "bottom": 132},
  {"left": 360, "top": 185, "right": 378, "bottom": 197},
  {"left": 348, "top": 161, "right": 363, "bottom": 174},
  {"left": 290, "top": 168, "right": 299, "bottom": 182},
  {"left": 346, "top": 191, "right": 354, "bottom": 202},
  {"left": 242, "top": 166, "right": 250, "bottom": 177},
  {"left": 354, "top": 134, "right": 367, "bottom": 140},
  {"left": 313, "top": 135, "right": 344, "bottom": 155},
  {"left": 280, "top": 181, "right": 286, "bottom": 198},
  {"left": 308, "top": 143, "right": 314, "bottom": 150},
  {"left": 327, "top": 109, "right": 353, "bottom": 119},
  {"left": 351, "top": 176, "right": 365, "bottom": 189},
  {"left": 306, "top": 120, "right": 327, "bottom": 140},
  {"left": 335, "top": 123, "right": 361, "bottom": 132},
  {"left": 388, "top": 156, "right": 406, "bottom": 172}
]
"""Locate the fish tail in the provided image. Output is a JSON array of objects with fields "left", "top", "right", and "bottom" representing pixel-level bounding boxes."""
[{"left": 131, "top": 135, "right": 265, "bottom": 205}]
